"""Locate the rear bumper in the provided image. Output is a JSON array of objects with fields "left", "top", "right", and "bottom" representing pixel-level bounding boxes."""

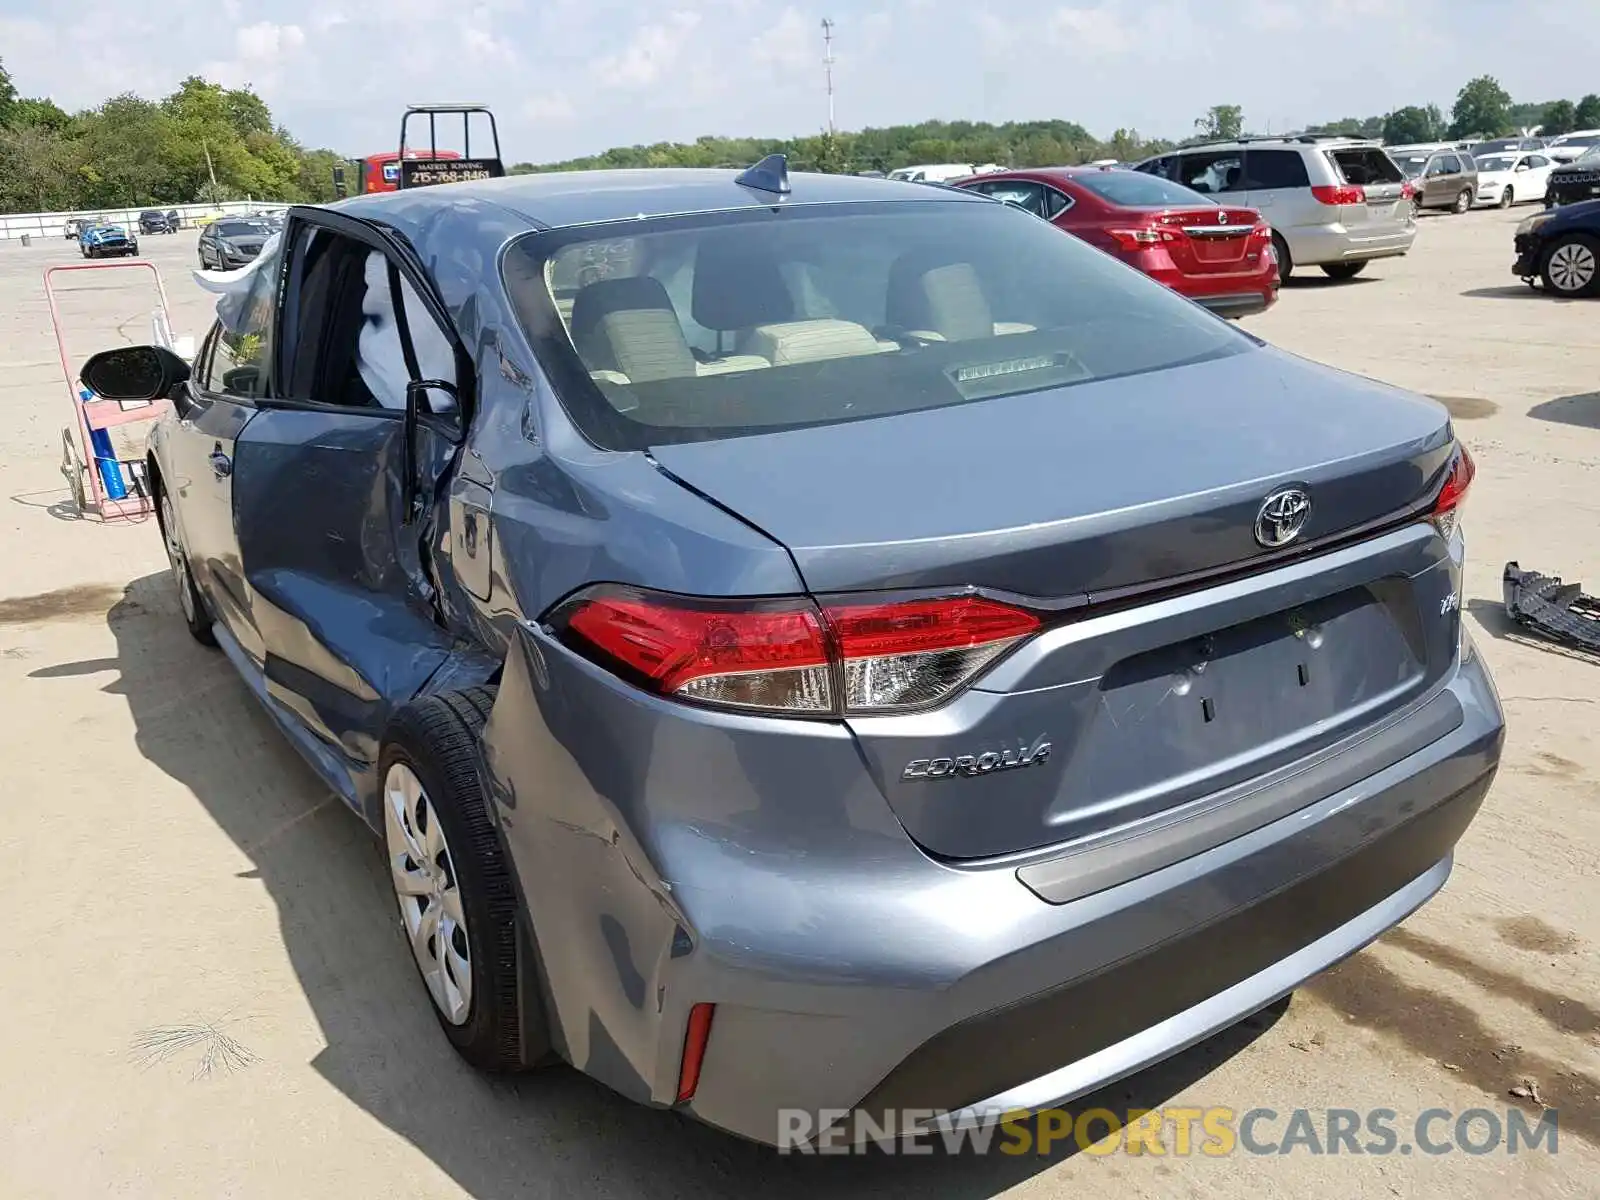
[
  {"left": 1287, "top": 222, "right": 1415, "bottom": 266},
  {"left": 483, "top": 624, "right": 1503, "bottom": 1147},
  {"left": 1192, "top": 289, "right": 1276, "bottom": 318}
]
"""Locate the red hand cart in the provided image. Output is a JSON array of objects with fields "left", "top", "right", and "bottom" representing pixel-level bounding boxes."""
[{"left": 44, "top": 260, "right": 175, "bottom": 522}]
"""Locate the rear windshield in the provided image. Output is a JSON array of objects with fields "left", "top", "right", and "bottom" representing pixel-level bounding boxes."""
[
  {"left": 501, "top": 200, "right": 1251, "bottom": 450},
  {"left": 1072, "top": 171, "right": 1214, "bottom": 208},
  {"left": 1330, "top": 148, "right": 1404, "bottom": 185}
]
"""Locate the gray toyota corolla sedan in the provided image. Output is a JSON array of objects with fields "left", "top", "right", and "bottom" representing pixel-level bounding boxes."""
[{"left": 80, "top": 156, "right": 1503, "bottom": 1148}]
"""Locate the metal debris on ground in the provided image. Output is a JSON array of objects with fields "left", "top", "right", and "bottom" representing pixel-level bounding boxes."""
[{"left": 1503, "top": 563, "right": 1600, "bottom": 655}]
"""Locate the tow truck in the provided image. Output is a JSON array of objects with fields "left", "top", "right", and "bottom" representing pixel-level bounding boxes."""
[{"left": 338, "top": 103, "right": 506, "bottom": 196}]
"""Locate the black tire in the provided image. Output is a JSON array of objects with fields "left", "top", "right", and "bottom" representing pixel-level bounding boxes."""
[
  {"left": 1271, "top": 233, "right": 1293, "bottom": 283},
  {"left": 379, "top": 688, "right": 550, "bottom": 1072},
  {"left": 1498, "top": 187, "right": 1514, "bottom": 210},
  {"left": 156, "top": 485, "right": 216, "bottom": 646},
  {"left": 1452, "top": 188, "right": 1472, "bottom": 214},
  {"left": 1319, "top": 261, "right": 1366, "bottom": 280},
  {"left": 1539, "top": 232, "right": 1600, "bottom": 298}
]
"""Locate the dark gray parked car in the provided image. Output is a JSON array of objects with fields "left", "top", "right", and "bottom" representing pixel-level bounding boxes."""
[
  {"left": 80, "top": 159, "right": 1504, "bottom": 1148},
  {"left": 196, "top": 216, "right": 271, "bottom": 270}
]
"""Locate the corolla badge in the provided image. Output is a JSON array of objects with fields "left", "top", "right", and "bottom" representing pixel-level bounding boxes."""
[
  {"left": 902, "top": 735, "right": 1052, "bottom": 781},
  {"left": 1254, "top": 486, "right": 1312, "bottom": 549}
]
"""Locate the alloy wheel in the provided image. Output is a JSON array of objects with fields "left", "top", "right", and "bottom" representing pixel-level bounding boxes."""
[
  {"left": 384, "top": 762, "right": 473, "bottom": 1025},
  {"left": 1548, "top": 242, "right": 1597, "bottom": 294},
  {"left": 160, "top": 492, "right": 196, "bottom": 625}
]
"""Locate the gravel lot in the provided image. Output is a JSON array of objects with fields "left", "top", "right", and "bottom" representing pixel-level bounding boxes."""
[{"left": 0, "top": 213, "right": 1596, "bottom": 1200}]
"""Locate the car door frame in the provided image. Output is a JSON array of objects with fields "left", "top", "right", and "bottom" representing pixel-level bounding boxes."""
[{"left": 231, "top": 204, "right": 477, "bottom": 810}]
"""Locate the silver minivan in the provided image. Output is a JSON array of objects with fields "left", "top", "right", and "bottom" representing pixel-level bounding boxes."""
[{"left": 1135, "top": 136, "right": 1415, "bottom": 281}]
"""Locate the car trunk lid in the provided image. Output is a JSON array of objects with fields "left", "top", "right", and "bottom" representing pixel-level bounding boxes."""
[
  {"left": 1145, "top": 206, "right": 1262, "bottom": 274},
  {"left": 650, "top": 347, "right": 1462, "bottom": 860},
  {"left": 1328, "top": 147, "right": 1409, "bottom": 224}
]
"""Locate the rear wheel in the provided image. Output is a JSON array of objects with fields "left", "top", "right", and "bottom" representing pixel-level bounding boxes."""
[
  {"left": 1319, "top": 262, "right": 1366, "bottom": 281},
  {"left": 379, "top": 688, "right": 549, "bottom": 1071},
  {"left": 1452, "top": 188, "right": 1472, "bottom": 214},
  {"left": 1540, "top": 233, "right": 1600, "bottom": 297},
  {"left": 1498, "top": 187, "right": 1514, "bottom": 209},
  {"left": 1271, "top": 233, "right": 1293, "bottom": 283}
]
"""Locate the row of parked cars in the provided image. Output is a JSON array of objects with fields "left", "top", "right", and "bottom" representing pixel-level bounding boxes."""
[{"left": 945, "top": 131, "right": 1600, "bottom": 308}]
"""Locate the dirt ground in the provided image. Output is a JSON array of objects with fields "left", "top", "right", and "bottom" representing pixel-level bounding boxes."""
[{"left": 0, "top": 212, "right": 1595, "bottom": 1200}]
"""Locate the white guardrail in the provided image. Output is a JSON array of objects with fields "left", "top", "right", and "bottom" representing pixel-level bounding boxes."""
[{"left": 1, "top": 200, "right": 278, "bottom": 243}]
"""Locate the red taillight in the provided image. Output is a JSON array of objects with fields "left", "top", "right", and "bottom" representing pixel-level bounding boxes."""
[
  {"left": 1311, "top": 184, "right": 1366, "bottom": 206},
  {"left": 1106, "top": 227, "right": 1172, "bottom": 251},
  {"left": 1430, "top": 444, "right": 1476, "bottom": 540},
  {"left": 552, "top": 587, "right": 1040, "bottom": 715},
  {"left": 676, "top": 1002, "right": 715, "bottom": 1103},
  {"left": 1401, "top": 181, "right": 1417, "bottom": 201},
  {"left": 1250, "top": 223, "right": 1272, "bottom": 240},
  {"left": 561, "top": 592, "right": 832, "bottom": 711},
  {"left": 828, "top": 595, "right": 1040, "bottom": 712}
]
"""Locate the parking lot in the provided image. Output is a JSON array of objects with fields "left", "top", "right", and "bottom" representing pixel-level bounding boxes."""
[{"left": 1, "top": 213, "right": 1596, "bottom": 1199}]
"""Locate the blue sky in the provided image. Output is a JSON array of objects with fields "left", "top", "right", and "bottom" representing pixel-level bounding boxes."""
[{"left": 2, "top": 0, "right": 1596, "bottom": 161}]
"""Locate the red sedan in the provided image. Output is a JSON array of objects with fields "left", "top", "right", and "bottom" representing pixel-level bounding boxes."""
[{"left": 955, "top": 167, "right": 1279, "bottom": 318}]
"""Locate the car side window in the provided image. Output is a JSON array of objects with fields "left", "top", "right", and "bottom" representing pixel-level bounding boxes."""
[
  {"left": 1178, "top": 152, "right": 1245, "bottom": 194},
  {"left": 1528, "top": 155, "right": 1549, "bottom": 169},
  {"left": 279, "top": 225, "right": 459, "bottom": 415},
  {"left": 1244, "top": 149, "right": 1310, "bottom": 189},
  {"left": 199, "top": 243, "right": 281, "bottom": 401},
  {"left": 984, "top": 181, "right": 1048, "bottom": 217},
  {"left": 1043, "top": 186, "right": 1072, "bottom": 218},
  {"left": 1440, "top": 155, "right": 1462, "bottom": 174}
]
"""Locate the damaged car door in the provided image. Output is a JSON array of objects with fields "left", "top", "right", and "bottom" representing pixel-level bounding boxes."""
[
  {"left": 162, "top": 245, "right": 283, "bottom": 661},
  {"left": 230, "top": 209, "right": 466, "bottom": 802}
]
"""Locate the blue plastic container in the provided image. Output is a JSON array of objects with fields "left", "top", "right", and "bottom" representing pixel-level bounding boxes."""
[{"left": 80, "top": 389, "right": 128, "bottom": 500}]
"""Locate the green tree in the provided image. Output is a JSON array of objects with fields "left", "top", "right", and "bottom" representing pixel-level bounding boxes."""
[
  {"left": 1576, "top": 94, "right": 1600, "bottom": 128},
  {"left": 0, "top": 58, "right": 17, "bottom": 127},
  {"left": 1382, "top": 105, "right": 1443, "bottom": 144},
  {"left": 1194, "top": 105, "right": 1244, "bottom": 141},
  {"left": 1541, "top": 99, "right": 1577, "bottom": 137},
  {"left": 1450, "top": 75, "right": 1513, "bottom": 138},
  {"left": 8, "top": 97, "right": 71, "bottom": 131}
]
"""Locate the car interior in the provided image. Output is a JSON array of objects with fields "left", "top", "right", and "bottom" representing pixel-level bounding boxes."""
[{"left": 544, "top": 230, "right": 1038, "bottom": 392}]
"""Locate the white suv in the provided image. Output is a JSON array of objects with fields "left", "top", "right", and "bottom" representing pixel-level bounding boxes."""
[{"left": 1134, "top": 136, "right": 1415, "bottom": 282}]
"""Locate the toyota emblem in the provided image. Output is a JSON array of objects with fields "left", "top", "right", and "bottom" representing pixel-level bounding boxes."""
[{"left": 1255, "top": 487, "right": 1312, "bottom": 548}]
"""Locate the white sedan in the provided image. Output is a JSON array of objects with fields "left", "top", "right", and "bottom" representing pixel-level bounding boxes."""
[{"left": 1473, "top": 152, "right": 1556, "bottom": 209}]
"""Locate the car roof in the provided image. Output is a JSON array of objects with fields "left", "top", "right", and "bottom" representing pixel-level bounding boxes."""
[{"left": 332, "top": 167, "right": 991, "bottom": 237}]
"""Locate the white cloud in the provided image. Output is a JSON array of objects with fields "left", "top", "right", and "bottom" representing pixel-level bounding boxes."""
[
  {"left": 235, "top": 23, "right": 307, "bottom": 63},
  {"left": 523, "top": 94, "right": 577, "bottom": 123},
  {"left": 752, "top": 7, "right": 813, "bottom": 71},
  {"left": 594, "top": 12, "right": 703, "bottom": 89},
  {"left": 1047, "top": 6, "right": 1135, "bottom": 55}
]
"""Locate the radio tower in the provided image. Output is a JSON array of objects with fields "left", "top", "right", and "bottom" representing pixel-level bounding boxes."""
[{"left": 821, "top": 18, "right": 836, "bottom": 135}]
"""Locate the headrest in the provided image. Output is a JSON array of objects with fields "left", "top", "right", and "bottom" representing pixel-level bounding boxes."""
[
  {"left": 885, "top": 250, "right": 994, "bottom": 342},
  {"left": 690, "top": 237, "right": 794, "bottom": 332},
  {"left": 568, "top": 275, "right": 695, "bottom": 382}
]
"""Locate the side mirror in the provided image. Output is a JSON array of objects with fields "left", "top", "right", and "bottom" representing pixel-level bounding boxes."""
[
  {"left": 79, "top": 344, "right": 189, "bottom": 402},
  {"left": 1515, "top": 163, "right": 1530, "bottom": 172}
]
